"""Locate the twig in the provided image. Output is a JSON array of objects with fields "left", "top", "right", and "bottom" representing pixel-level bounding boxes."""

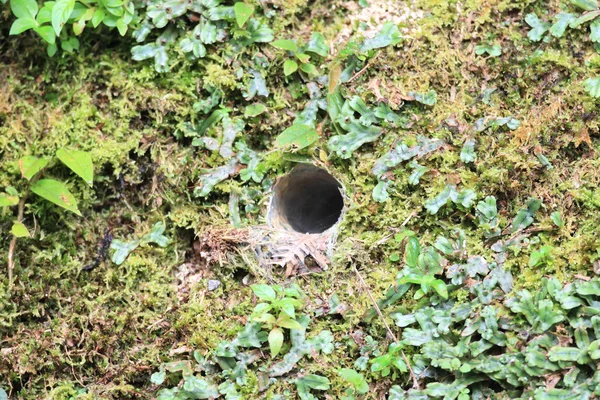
[
  {"left": 8, "top": 197, "right": 26, "bottom": 291},
  {"left": 351, "top": 264, "right": 420, "bottom": 389},
  {"left": 375, "top": 211, "right": 417, "bottom": 246},
  {"left": 347, "top": 51, "right": 380, "bottom": 83}
]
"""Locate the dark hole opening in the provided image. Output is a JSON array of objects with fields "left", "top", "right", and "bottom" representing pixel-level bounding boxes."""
[{"left": 273, "top": 165, "right": 344, "bottom": 234}]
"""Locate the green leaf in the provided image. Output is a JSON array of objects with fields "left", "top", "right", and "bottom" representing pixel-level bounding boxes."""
[
  {"left": 251, "top": 284, "right": 276, "bottom": 302},
  {"left": 233, "top": 2, "right": 253, "bottom": 28},
  {"left": 405, "top": 237, "right": 420, "bottom": 268},
  {"left": 425, "top": 185, "right": 456, "bottom": 214},
  {"left": 584, "top": 76, "right": 600, "bottom": 97},
  {"left": 110, "top": 238, "right": 140, "bottom": 265},
  {"left": 0, "top": 193, "right": 19, "bottom": 207},
  {"left": 283, "top": 59, "right": 298, "bottom": 76},
  {"left": 372, "top": 181, "right": 389, "bottom": 203},
  {"left": 474, "top": 43, "right": 502, "bottom": 57},
  {"left": 10, "top": 17, "right": 38, "bottom": 34},
  {"left": 278, "top": 316, "right": 303, "bottom": 330},
  {"left": 56, "top": 148, "right": 94, "bottom": 186},
  {"left": 11, "top": 221, "right": 30, "bottom": 237},
  {"left": 550, "top": 211, "right": 564, "bottom": 227},
  {"left": 19, "top": 156, "right": 49, "bottom": 180},
  {"left": 548, "top": 346, "right": 582, "bottom": 362},
  {"left": 306, "top": 32, "right": 329, "bottom": 57},
  {"left": 276, "top": 124, "right": 319, "bottom": 150},
  {"left": 408, "top": 90, "right": 437, "bottom": 106},
  {"left": 31, "top": 179, "right": 81, "bottom": 215},
  {"left": 11, "top": 0, "right": 38, "bottom": 19},
  {"left": 460, "top": 139, "right": 476, "bottom": 163},
  {"left": 240, "top": 103, "right": 265, "bottom": 119},
  {"left": 525, "top": 13, "right": 550, "bottom": 42},
  {"left": 270, "top": 39, "right": 297, "bottom": 52},
  {"left": 431, "top": 279, "right": 448, "bottom": 299},
  {"left": 511, "top": 198, "right": 541, "bottom": 232},
  {"left": 150, "top": 370, "right": 166, "bottom": 385},
  {"left": 141, "top": 222, "right": 170, "bottom": 247},
  {"left": 182, "top": 376, "right": 219, "bottom": 398},
  {"left": 35, "top": 26, "right": 56, "bottom": 44},
  {"left": 550, "top": 12, "right": 576, "bottom": 37},
  {"left": 297, "top": 374, "right": 330, "bottom": 400},
  {"left": 52, "top": 0, "right": 76, "bottom": 35},
  {"left": 299, "top": 62, "right": 318, "bottom": 76},
  {"left": 269, "top": 327, "right": 284, "bottom": 357},
  {"left": 570, "top": 0, "right": 599, "bottom": 11},
  {"left": 47, "top": 42, "right": 58, "bottom": 56},
  {"left": 338, "top": 368, "right": 369, "bottom": 394},
  {"left": 360, "top": 21, "right": 402, "bottom": 52},
  {"left": 591, "top": 19, "right": 600, "bottom": 42}
]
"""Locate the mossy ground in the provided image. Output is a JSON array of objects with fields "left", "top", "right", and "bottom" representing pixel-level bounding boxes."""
[{"left": 2, "top": 0, "right": 600, "bottom": 398}]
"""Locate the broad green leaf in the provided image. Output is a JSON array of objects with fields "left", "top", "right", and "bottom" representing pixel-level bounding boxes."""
[
  {"left": 11, "top": 221, "right": 30, "bottom": 237},
  {"left": 570, "top": 10, "right": 600, "bottom": 27},
  {"left": 10, "top": 17, "right": 38, "bottom": 34},
  {"left": 360, "top": 21, "right": 402, "bottom": 52},
  {"left": 431, "top": 279, "right": 448, "bottom": 299},
  {"left": 233, "top": 2, "right": 253, "bottom": 27},
  {"left": 47, "top": 43, "right": 58, "bottom": 56},
  {"left": 131, "top": 43, "right": 160, "bottom": 61},
  {"left": 511, "top": 198, "right": 541, "bottom": 232},
  {"left": 409, "top": 90, "right": 437, "bottom": 106},
  {"left": 244, "top": 103, "right": 266, "bottom": 117},
  {"left": 0, "top": 193, "right": 19, "bottom": 207},
  {"left": 425, "top": 185, "right": 456, "bottom": 214},
  {"left": 276, "top": 124, "right": 319, "bottom": 150},
  {"left": 372, "top": 181, "right": 389, "bottom": 202},
  {"left": 297, "top": 374, "right": 330, "bottom": 400},
  {"left": 141, "top": 221, "right": 170, "bottom": 247},
  {"left": 525, "top": 13, "right": 550, "bottom": 41},
  {"left": 550, "top": 12, "right": 576, "bottom": 37},
  {"left": 278, "top": 316, "right": 303, "bottom": 330},
  {"left": 405, "top": 237, "right": 420, "bottom": 268},
  {"left": 299, "top": 62, "right": 318, "bottom": 76},
  {"left": 31, "top": 179, "right": 81, "bottom": 215},
  {"left": 338, "top": 369, "right": 369, "bottom": 394},
  {"left": 110, "top": 239, "right": 140, "bottom": 265},
  {"left": 550, "top": 211, "right": 564, "bottom": 227},
  {"left": 56, "top": 148, "right": 94, "bottom": 186},
  {"left": 19, "top": 156, "right": 49, "bottom": 180},
  {"left": 570, "top": 0, "right": 599, "bottom": 11},
  {"left": 52, "top": 0, "right": 75, "bottom": 35},
  {"left": 591, "top": 19, "right": 600, "bottom": 42},
  {"left": 460, "top": 139, "right": 476, "bottom": 163},
  {"left": 474, "top": 43, "right": 501, "bottom": 57},
  {"left": 251, "top": 284, "right": 276, "bottom": 301},
  {"left": 548, "top": 346, "right": 581, "bottom": 362},
  {"left": 283, "top": 59, "right": 298, "bottom": 76},
  {"left": 328, "top": 122, "right": 382, "bottom": 159},
  {"left": 306, "top": 32, "right": 329, "bottom": 57},
  {"left": 269, "top": 327, "right": 284, "bottom": 357},
  {"left": 584, "top": 76, "right": 600, "bottom": 98},
  {"left": 270, "top": 39, "right": 297, "bottom": 52},
  {"left": 150, "top": 370, "right": 166, "bottom": 385},
  {"left": 182, "top": 376, "right": 219, "bottom": 398},
  {"left": 35, "top": 26, "right": 56, "bottom": 44},
  {"left": 11, "top": 0, "right": 38, "bottom": 19}
]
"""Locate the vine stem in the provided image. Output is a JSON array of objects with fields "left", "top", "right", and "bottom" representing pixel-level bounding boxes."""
[
  {"left": 352, "top": 264, "right": 421, "bottom": 389},
  {"left": 7, "top": 196, "right": 26, "bottom": 291}
]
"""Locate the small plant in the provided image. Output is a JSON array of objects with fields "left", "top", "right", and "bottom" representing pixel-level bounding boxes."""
[
  {"left": 528, "top": 245, "right": 554, "bottom": 268},
  {"left": 337, "top": 368, "right": 369, "bottom": 400},
  {"left": 250, "top": 283, "right": 305, "bottom": 357},
  {"left": 269, "top": 32, "right": 329, "bottom": 77},
  {"left": 369, "top": 342, "right": 408, "bottom": 378}
]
